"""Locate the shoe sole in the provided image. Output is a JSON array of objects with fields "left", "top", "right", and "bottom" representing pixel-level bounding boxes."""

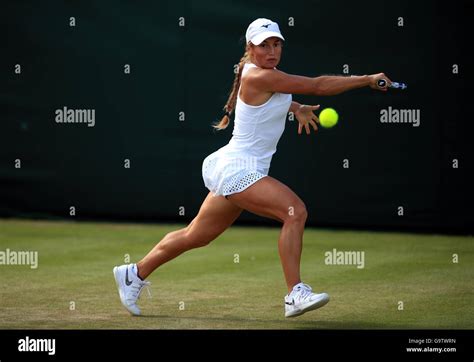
[
  {"left": 113, "top": 266, "right": 141, "bottom": 316},
  {"left": 285, "top": 293, "right": 330, "bottom": 318}
]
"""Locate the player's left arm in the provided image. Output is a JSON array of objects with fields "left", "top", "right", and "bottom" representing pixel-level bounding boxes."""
[{"left": 289, "top": 101, "right": 301, "bottom": 114}]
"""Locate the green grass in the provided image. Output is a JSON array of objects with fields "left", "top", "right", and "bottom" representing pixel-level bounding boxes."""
[{"left": 0, "top": 219, "right": 472, "bottom": 329}]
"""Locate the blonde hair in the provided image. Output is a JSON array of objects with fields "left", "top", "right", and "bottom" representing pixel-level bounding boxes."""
[{"left": 213, "top": 47, "right": 250, "bottom": 130}]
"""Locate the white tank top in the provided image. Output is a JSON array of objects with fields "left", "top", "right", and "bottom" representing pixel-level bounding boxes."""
[{"left": 224, "top": 62, "right": 292, "bottom": 174}]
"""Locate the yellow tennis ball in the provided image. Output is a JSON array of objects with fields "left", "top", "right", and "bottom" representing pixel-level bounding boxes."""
[{"left": 319, "top": 108, "right": 339, "bottom": 128}]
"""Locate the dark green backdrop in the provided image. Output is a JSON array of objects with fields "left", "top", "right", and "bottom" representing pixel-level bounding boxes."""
[{"left": 1, "top": 0, "right": 472, "bottom": 232}]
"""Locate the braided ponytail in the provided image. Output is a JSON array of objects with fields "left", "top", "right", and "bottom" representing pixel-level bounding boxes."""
[{"left": 213, "top": 49, "right": 250, "bottom": 130}]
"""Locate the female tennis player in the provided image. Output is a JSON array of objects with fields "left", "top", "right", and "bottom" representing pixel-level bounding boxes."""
[{"left": 114, "top": 18, "right": 392, "bottom": 318}]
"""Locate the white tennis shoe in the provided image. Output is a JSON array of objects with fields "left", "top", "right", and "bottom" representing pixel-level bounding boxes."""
[
  {"left": 284, "top": 282, "right": 329, "bottom": 318},
  {"left": 113, "top": 263, "right": 151, "bottom": 316}
]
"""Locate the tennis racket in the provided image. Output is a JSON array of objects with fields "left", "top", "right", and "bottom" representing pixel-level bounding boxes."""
[{"left": 377, "top": 79, "right": 407, "bottom": 90}]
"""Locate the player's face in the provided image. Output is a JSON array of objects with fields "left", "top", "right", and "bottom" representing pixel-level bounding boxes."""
[{"left": 250, "top": 37, "right": 282, "bottom": 69}]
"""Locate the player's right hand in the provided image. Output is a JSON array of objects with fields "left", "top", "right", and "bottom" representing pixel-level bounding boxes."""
[{"left": 369, "top": 73, "right": 392, "bottom": 91}]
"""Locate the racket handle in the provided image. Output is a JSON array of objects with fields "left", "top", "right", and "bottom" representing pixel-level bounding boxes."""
[{"left": 377, "top": 79, "right": 407, "bottom": 90}]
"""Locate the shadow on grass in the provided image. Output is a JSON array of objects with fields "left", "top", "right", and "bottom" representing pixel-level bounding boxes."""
[{"left": 137, "top": 314, "right": 397, "bottom": 329}]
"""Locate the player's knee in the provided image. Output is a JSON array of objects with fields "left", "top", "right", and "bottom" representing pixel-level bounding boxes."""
[{"left": 283, "top": 201, "right": 307, "bottom": 224}]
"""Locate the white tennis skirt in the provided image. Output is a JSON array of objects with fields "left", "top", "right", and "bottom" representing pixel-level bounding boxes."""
[{"left": 202, "top": 147, "right": 268, "bottom": 197}]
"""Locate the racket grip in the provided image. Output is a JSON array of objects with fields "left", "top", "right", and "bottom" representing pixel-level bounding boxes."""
[{"left": 377, "top": 79, "right": 407, "bottom": 90}]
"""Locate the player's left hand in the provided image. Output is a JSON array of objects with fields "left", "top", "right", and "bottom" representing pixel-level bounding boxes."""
[{"left": 295, "top": 104, "right": 320, "bottom": 135}]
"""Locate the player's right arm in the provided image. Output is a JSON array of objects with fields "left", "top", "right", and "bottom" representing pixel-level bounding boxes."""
[{"left": 246, "top": 68, "right": 391, "bottom": 95}]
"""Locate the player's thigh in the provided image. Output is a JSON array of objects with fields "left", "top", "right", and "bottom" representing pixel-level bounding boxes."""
[
  {"left": 226, "top": 176, "right": 307, "bottom": 223},
  {"left": 186, "top": 192, "right": 243, "bottom": 242}
]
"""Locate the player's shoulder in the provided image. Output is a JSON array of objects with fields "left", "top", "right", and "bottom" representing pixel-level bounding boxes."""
[{"left": 242, "top": 66, "right": 282, "bottom": 85}]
